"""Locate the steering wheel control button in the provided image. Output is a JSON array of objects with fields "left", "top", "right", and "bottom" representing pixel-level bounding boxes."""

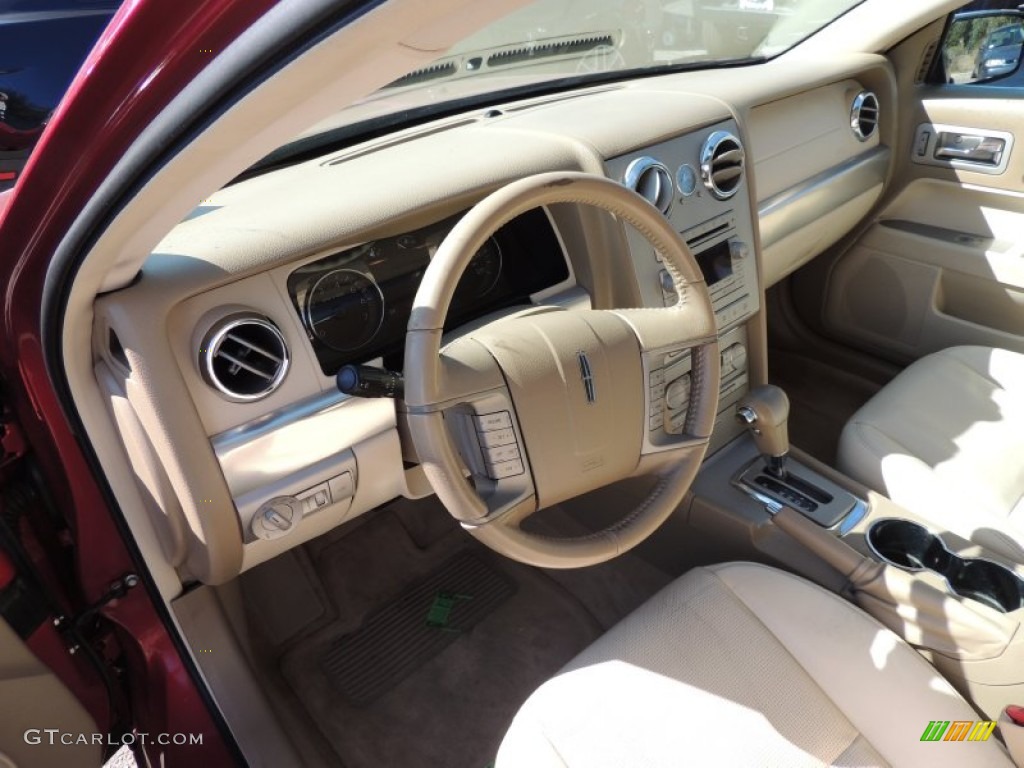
[
  {"left": 649, "top": 411, "right": 664, "bottom": 430},
  {"left": 478, "top": 428, "right": 517, "bottom": 448},
  {"left": 664, "top": 353, "right": 690, "bottom": 381},
  {"left": 665, "top": 374, "right": 692, "bottom": 411},
  {"left": 648, "top": 368, "right": 665, "bottom": 387},
  {"left": 475, "top": 411, "right": 513, "bottom": 431},
  {"left": 486, "top": 444, "right": 521, "bottom": 464},
  {"left": 251, "top": 496, "right": 302, "bottom": 540},
  {"left": 667, "top": 408, "right": 689, "bottom": 435},
  {"left": 486, "top": 458, "right": 525, "bottom": 480},
  {"left": 473, "top": 409, "right": 525, "bottom": 478}
]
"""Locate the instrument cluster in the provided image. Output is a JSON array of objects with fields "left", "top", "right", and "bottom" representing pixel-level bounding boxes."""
[{"left": 287, "top": 207, "right": 570, "bottom": 374}]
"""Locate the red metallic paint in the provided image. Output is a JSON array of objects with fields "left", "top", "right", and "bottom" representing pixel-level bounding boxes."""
[
  {"left": 0, "top": 0, "right": 280, "bottom": 764},
  {"left": 0, "top": 548, "right": 14, "bottom": 589}
]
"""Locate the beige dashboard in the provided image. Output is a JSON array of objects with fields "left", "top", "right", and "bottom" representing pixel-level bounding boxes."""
[{"left": 92, "top": 53, "right": 896, "bottom": 584}]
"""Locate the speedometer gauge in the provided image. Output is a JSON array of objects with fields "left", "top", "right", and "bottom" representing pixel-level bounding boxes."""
[
  {"left": 454, "top": 237, "right": 503, "bottom": 300},
  {"left": 305, "top": 268, "right": 385, "bottom": 352}
]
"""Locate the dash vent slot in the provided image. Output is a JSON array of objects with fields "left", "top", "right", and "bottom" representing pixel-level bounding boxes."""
[
  {"left": 386, "top": 61, "right": 458, "bottom": 88},
  {"left": 487, "top": 34, "right": 615, "bottom": 67}
]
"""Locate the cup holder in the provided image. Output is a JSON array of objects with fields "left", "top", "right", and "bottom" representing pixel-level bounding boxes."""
[{"left": 867, "top": 519, "right": 1024, "bottom": 614}]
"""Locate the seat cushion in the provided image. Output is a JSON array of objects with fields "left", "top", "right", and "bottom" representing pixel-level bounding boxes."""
[
  {"left": 497, "top": 563, "right": 1012, "bottom": 767},
  {"left": 838, "top": 345, "right": 1024, "bottom": 561}
]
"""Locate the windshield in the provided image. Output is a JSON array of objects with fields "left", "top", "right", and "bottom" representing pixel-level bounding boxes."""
[{"left": 269, "top": 0, "right": 863, "bottom": 164}]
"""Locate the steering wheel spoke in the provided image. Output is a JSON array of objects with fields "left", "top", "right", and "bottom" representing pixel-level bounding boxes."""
[
  {"left": 609, "top": 302, "right": 721, "bottom": 455},
  {"left": 404, "top": 334, "right": 538, "bottom": 523},
  {"left": 611, "top": 302, "right": 717, "bottom": 354}
]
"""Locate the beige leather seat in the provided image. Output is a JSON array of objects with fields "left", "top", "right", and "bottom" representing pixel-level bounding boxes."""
[
  {"left": 498, "top": 563, "right": 1012, "bottom": 767},
  {"left": 838, "top": 346, "right": 1024, "bottom": 561}
]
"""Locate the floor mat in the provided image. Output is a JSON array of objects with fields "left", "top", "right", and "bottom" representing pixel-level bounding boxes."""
[
  {"left": 321, "top": 551, "right": 516, "bottom": 706},
  {"left": 281, "top": 511, "right": 605, "bottom": 768}
]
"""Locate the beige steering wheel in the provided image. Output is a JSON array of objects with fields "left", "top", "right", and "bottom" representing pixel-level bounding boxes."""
[{"left": 404, "top": 172, "right": 720, "bottom": 568}]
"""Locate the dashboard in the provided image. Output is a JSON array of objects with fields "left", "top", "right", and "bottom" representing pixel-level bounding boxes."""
[{"left": 91, "top": 53, "right": 896, "bottom": 581}]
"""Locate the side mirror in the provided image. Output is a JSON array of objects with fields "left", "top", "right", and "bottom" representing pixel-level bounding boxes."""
[{"left": 946, "top": 10, "right": 1024, "bottom": 85}]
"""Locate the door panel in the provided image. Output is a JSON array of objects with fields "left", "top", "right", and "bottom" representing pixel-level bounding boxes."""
[
  {"left": 823, "top": 91, "right": 1024, "bottom": 362},
  {"left": 0, "top": 619, "right": 101, "bottom": 767}
]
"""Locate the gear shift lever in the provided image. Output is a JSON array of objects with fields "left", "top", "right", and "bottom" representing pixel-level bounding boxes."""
[
  {"left": 736, "top": 385, "right": 790, "bottom": 478},
  {"left": 733, "top": 385, "right": 861, "bottom": 528}
]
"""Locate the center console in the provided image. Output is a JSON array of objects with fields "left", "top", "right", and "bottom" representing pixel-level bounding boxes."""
[
  {"left": 606, "top": 118, "right": 760, "bottom": 454},
  {"left": 686, "top": 382, "right": 1024, "bottom": 725},
  {"left": 729, "top": 384, "right": 867, "bottom": 534}
]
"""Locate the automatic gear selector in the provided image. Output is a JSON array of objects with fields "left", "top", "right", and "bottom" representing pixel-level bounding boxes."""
[
  {"left": 734, "top": 385, "right": 864, "bottom": 531},
  {"left": 736, "top": 385, "right": 790, "bottom": 478}
]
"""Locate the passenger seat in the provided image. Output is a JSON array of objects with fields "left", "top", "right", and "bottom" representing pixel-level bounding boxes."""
[{"left": 838, "top": 345, "right": 1024, "bottom": 562}]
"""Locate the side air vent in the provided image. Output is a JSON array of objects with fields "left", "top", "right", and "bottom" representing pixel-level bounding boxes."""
[
  {"left": 851, "top": 91, "right": 879, "bottom": 141},
  {"left": 623, "top": 156, "right": 674, "bottom": 214},
  {"left": 700, "top": 131, "right": 745, "bottom": 200},
  {"left": 199, "top": 313, "right": 289, "bottom": 402}
]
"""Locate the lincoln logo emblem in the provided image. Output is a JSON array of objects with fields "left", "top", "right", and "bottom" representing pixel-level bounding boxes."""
[{"left": 577, "top": 351, "right": 596, "bottom": 404}]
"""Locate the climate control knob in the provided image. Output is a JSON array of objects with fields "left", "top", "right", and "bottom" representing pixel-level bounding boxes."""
[{"left": 251, "top": 496, "right": 302, "bottom": 540}]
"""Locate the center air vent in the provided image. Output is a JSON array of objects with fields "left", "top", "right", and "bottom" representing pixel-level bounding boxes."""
[
  {"left": 623, "top": 156, "right": 674, "bottom": 214},
  {"left": 851, "top": 90, "right": 879, "bottom": 141},
  {"left": 700, "top": 132, "right": 745, "bottom": 201},
  {"left": 199, "top": 313, "right": 289, "bottom": 402}
]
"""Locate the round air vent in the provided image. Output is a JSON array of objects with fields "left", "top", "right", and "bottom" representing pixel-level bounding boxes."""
[
  {"left": 623, "top": 156, "right": 674, "bottom": 214},
  {"left": 700, "top": 131, "right": 745, "bottom": 200},
  {"left": 851, "top": 90, "right": 879, "bottom": 141},
  {"left": 199, "top": 313, "right": 290, "bottom": 402}
]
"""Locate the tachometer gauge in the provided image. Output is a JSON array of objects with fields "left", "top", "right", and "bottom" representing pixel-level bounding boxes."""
[
  {"left": 454, "top": 237, "right": 503, "bottom": 301},
  {"left": 305, "top": 268, "right": 385, "bottom": 352}
]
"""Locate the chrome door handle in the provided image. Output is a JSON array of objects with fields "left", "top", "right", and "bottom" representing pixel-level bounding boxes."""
[{"left": 934, "top": 132, "right": 1006, "bottom": 165}]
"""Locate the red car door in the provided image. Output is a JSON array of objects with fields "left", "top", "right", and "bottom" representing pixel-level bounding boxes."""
[{"left": 0, "top": 2, "right": 280, "bottom": 766}]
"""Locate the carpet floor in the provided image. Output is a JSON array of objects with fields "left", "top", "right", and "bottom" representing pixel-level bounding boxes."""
[
  {"left": 768, "top": 348, "right": 883, "bottom": 466},
  {"left": 272, "top": 498, "right": 671, "bottom": 768}
]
